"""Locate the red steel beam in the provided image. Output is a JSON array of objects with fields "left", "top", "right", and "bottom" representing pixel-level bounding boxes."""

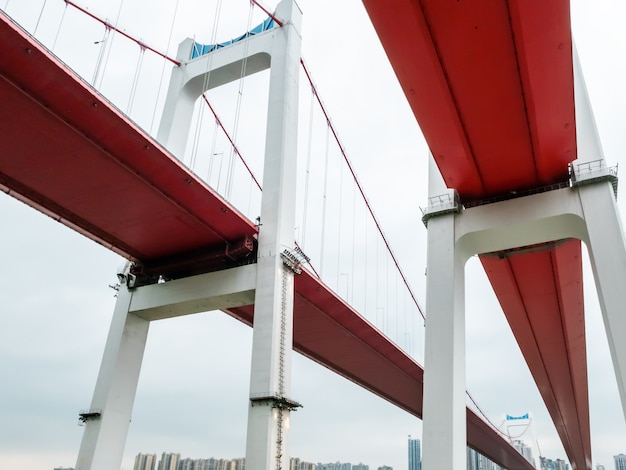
[
  {"left": 481, "top": 240, "right": 590, "bottom": 469},
  {"left": 361, "top": 0, "right": 575, "bottom": 201}
]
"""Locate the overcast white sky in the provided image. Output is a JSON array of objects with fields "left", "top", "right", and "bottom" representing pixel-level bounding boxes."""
[{"left": 1, "top": 1, "right": 626, "bottom": 469}]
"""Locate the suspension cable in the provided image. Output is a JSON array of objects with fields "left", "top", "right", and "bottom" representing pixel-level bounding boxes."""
[
  {"left": 295, "top": 240, "right": 320, "bottom": 278},
  {"left": 300, "top": 58, "right": 425, "bottom": 320},
  {"left": 467, "top": 391, "right": 510, "bottom": 438},
  {"left": 64, "top": 0, "right": 423, "bottom": 322},
  {"left": 250, "top": 0, "right": 282, "bottom": 26},
  {"left": 201, "top": 95, "right": 262, "bottom": 191},
  {"left": 63, "top": 0, "right": 180, "bottom": 65},
  {"left": 150, "top": 0, "right": 180, "bottom": 134}
]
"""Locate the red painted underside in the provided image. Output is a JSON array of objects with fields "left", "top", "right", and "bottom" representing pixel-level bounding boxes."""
[
  {"left": 0, "top": 12, "right": 533, "bottom": 470},
  {"left": 362, "top": 0, "right": 576, "bottom": 200},
  {"left": 481, "top": 240, "right": 590, "bottom": 469},
  {"left": 362, "top": 1, "right": 589, "bottom": 468}
]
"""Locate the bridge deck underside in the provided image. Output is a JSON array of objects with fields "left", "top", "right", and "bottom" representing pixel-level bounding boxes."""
[
  {"left": 0, "top": 12, "right": 533, "bottom": 470},
  {"left": 362, "top": 1, "right": 589, "bottom": 468}
]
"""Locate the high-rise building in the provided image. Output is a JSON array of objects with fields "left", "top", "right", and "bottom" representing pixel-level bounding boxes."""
[
  {"left": 596, "top": 465, "right": 605, "bottom": 470},
  {"left": 352, "top": 463, "right": 368, "bottom": 470},
  {"left": 157, "top": 452, "right": 180, "bottom": 470},
  {"left": 554, "top": 459, "right": 569, "bottom": 470},
  {"left": 540, "top": 456, "right": 569, "bottom": 470},
  {"left": 408, "top": 436, "right": 421, "bottom": 470},
  {"left": 292, "top": 457, "right": 316, "bottom": 470},
  {"left": 377, "top": 466, "right": 392, "bottom": 470},
  {"left": 134, "top": 453, "right": 157, "bottom": 470},
  {"left": 512, "top": 440, "right": 535, "bottom": 467},
  {"left": 615, "top": 454, "right": 626, "bottom": 470},
  {"left": 466, "top": 447, "right": 504, "bottom": 470}
]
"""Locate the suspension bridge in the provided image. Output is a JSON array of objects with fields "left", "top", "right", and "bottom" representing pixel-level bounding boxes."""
[{"left": 0, "top": 1, "right": 625, "bottom": 469}]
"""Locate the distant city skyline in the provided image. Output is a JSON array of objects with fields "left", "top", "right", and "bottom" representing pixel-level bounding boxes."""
[{"left": 131, "top": 453, "right": 385, "bottom": 470}]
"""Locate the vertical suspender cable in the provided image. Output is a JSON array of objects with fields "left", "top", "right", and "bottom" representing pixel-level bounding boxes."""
[
  {"left": 385, "top": 246, "right": 391, "bottom": 336},
  {"left": 3, "top": 1, "right": 9, "bottom": 12},
  {"left": 192, "top": 0, "right": 222, "bottom": 171},
  {"left": 33, "top": 0, "right": 48, "bottom": 36},
  {"left": 301, "top": 89, "right": 316, "bottom": 249},
  {"left": 225, "top": 0, "right": 255, "bottom": 200},
  {"left": 300, "top": 58, "right": 424, "bottom": 321},
  {"left": 336, "top": 156, "right": 344, "bottom": 287},
  {"left": 126, "top": 44, "right": 145, "bottom": 115},
  {"left": 95, "top": 0, "right": 125, "bottom": 90},
  {"left": 92, "top": 25, "right": 111, "bottom": 85},
  {"left": 150, "top": 0, "right": 180, "bottom": 134},
  {"left": 189, "top": 36, "right": 204, "bottom": 168},
  {"left": 51, "top": 2, "right": 67, "bottom": 51},
  {"left": 351, "top": 183, "right": 356, "bottom": 304},
  {"left": 207, "top": 121, "right": 220, "bottom": 185},
  {"left": 394, "top": 271, "right": 398, "bottom": 345},
  {"left": 374, "top": 238, "right": 382, "bottom": 329},
  {"left": 319, "top": 124, "right": 331, "bottom": 276},
  {"left": 364, "top": 205, "right": 368, "bottom": 316}
]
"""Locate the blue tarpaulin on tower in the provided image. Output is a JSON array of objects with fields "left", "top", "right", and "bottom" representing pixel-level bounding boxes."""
[
  {"left": 506, "top": 413, "right": 529, "bottom": 420},
  {"left": 191, "top": 17, "right": 276, "bottom": 59}
]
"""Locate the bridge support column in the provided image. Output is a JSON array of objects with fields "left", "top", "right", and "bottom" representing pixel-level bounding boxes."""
[
  {"left": 245, "top": 2, "right": 302, "bottom": 470},
  {"left": 580, "top": 182, "right": 626, "bottom": 422},
  {"left": 75, "top": 283, "right": 149, "bottom": 470},
  {"left": 422, "top": 212, "right": 467, "bottom": 470}
]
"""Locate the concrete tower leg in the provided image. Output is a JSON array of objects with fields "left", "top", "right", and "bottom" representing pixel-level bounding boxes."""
[
  {"left": 580, "top": 182, "right": 626, "bottom": 421},
  {"left": 422, "top": 213, "right": 467, "bottom": 470},
  {"left": 245, "top": 2, "right": 302, "bottom": 470},
  {"left": 75, "top": 285, "right": 150, "bottom": 470}
]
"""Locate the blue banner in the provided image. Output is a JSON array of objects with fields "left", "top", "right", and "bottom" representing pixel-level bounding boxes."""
[
  {"left": 192, "top": 17, "right": 277, "bottom": 59},
  {"left": 506, "top": 413, "right": 529, "bottom": 420}
]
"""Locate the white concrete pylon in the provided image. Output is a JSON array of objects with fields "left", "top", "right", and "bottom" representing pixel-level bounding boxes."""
[
  {"left": 245, "top": 2, "right": 302, "bottom": 470},
  {"left": 75, "top": 285, "right": 150, "bottom": 470},
  {"left": 580, "top": 173, "right": 626, "bottom": 424},
  {"left": 422, "top": 212, "right": 467, "bottom": 470},
  {"left": 77, "top": 1, "right": 303, "bottom": 466}
]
